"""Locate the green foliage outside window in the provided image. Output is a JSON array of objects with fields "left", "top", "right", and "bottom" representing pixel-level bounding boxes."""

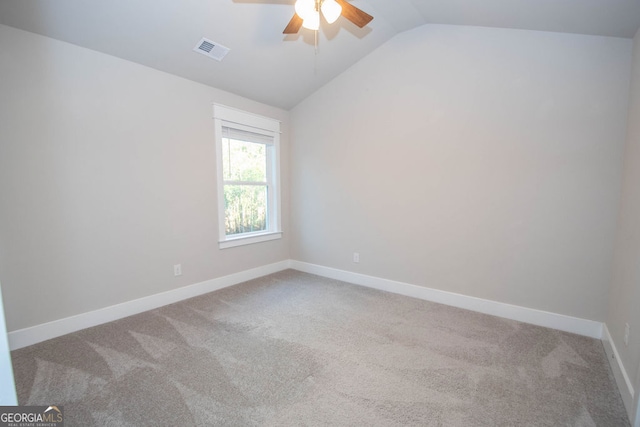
[{"left": 222, "top": 138, "right": 268, "bottom": 235}]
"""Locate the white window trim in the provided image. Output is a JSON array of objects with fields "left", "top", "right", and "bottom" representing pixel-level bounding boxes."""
[{"left": 213, "top": 104, "right": 282, "bottom": 249}]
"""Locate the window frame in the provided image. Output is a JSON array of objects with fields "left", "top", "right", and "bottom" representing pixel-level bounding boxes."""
[{"left": 213, "top": 104, "right": 282, "bottom": 249}]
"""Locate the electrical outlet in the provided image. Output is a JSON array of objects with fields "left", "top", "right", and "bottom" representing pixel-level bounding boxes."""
[
  {"left": 624, "top": 323, "right": 630, "bottom": 346},
  {"left": 353, "top": 252, "right": 360, "bottom": 263},
  {"left": 174, "top": 264, "right": 182, "bottom": 276}
]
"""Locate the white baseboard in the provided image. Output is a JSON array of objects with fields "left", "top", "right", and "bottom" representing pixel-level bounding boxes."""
[
  {"left": 602, "top": 324, "right": 635, "bottom": 420},
  {"left": 289, "top": 260, "right": 603, "bottom": 339},
  {"left": 8, "top": 260, "right": 291, "bottom": 350},
  {"left": 7, "top": 259, "right": 604, "bottom": 347}
]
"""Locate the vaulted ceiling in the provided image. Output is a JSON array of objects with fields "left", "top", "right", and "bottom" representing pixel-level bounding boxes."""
[{"left": 1, "top": 0, "right": 639, "bottom": 109}]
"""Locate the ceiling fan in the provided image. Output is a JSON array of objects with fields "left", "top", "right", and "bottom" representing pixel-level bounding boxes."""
[{"left": 283, "top": 0, "right": 374, "bottom": 34}]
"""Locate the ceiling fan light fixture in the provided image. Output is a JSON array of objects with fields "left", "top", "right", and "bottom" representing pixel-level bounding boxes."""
[
  {"left": 302, "top": 10, "right": 320, "bottom": 30},
  {"left": 321, "top": 0, "right": 342, "bottom": 24},
  {"left": 283, "top": 0, "right": 372, "bottom": 34},
  {"left": 295, "top": 0, "right": 316, "bottom": 21}
]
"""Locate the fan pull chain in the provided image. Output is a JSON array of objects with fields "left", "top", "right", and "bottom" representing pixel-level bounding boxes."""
[
  {"left": 313, "top": 29, "right": 319, "bottom": 75},
  {"left": 314, "top": 0, "right": 319, "bottom": 54}
]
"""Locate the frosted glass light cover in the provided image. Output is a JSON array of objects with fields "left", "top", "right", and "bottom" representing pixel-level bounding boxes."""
[
  {"left": 321, "top": 0, "right": 342, "bottom": 24},
  {"left": 302, "top": 10, "right": 320, "bottom": 30},
  {"left": 295, "top": 0, "right": 315, "bottom": 21}
]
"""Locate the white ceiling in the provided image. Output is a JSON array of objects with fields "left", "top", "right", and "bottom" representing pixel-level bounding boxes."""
[{"left": 1, "top": 0, "right": 639, "bottom": 110}]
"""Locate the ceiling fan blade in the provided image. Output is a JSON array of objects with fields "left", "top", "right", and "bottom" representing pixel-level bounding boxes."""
[
  {"left": 335, "top": 0, "right": 373, "bottom": 28},
  {"left": 283, "top": 13, "right": 303, "bottom": 34}
]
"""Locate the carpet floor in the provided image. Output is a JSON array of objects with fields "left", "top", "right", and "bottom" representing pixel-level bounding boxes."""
[{"left": 11, "top": 270, "right": 629, "bottom": 426}]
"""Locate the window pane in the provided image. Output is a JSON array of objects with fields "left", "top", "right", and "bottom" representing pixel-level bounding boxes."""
[
  {"left": 224, "top": 184, "right": 267, "bottom": 235},
  {"left": 222, "top": 138, "right": 267, "bottom": 182}
]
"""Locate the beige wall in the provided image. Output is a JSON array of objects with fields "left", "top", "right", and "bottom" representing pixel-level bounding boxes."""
[
  {"left": 607, "top": 28, "right": 640, "bottom": 393},
  {"left": 290, "top": 25, "right": 632, "bottom": 322},
  {"left": 0, "top": 24, "right": 290, "bottom": 332}
]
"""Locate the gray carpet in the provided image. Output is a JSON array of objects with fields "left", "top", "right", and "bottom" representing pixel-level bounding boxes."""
[{"left": 11, "top": 270, "right": 629, "bottom": 426}]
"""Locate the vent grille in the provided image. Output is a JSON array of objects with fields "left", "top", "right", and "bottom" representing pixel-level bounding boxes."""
[
  {"left": 199, "top": 40, "right": 215, "bottom": 53},
  {"left": 193, "top": 37, "right": 230, "bottom": 62}
]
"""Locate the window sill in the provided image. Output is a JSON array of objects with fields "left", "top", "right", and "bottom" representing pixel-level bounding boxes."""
[{"left": 219, "top": 231, "right": 282, "bottom": 249}]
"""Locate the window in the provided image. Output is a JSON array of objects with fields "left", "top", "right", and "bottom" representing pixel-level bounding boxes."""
[{"left": 213, "top": 104, "right": 281, "bottom": 248}]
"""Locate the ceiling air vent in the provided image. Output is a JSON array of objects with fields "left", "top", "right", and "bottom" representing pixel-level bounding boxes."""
[{"left": 193, "top": 37, "right": 230, "bottom": 62}]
